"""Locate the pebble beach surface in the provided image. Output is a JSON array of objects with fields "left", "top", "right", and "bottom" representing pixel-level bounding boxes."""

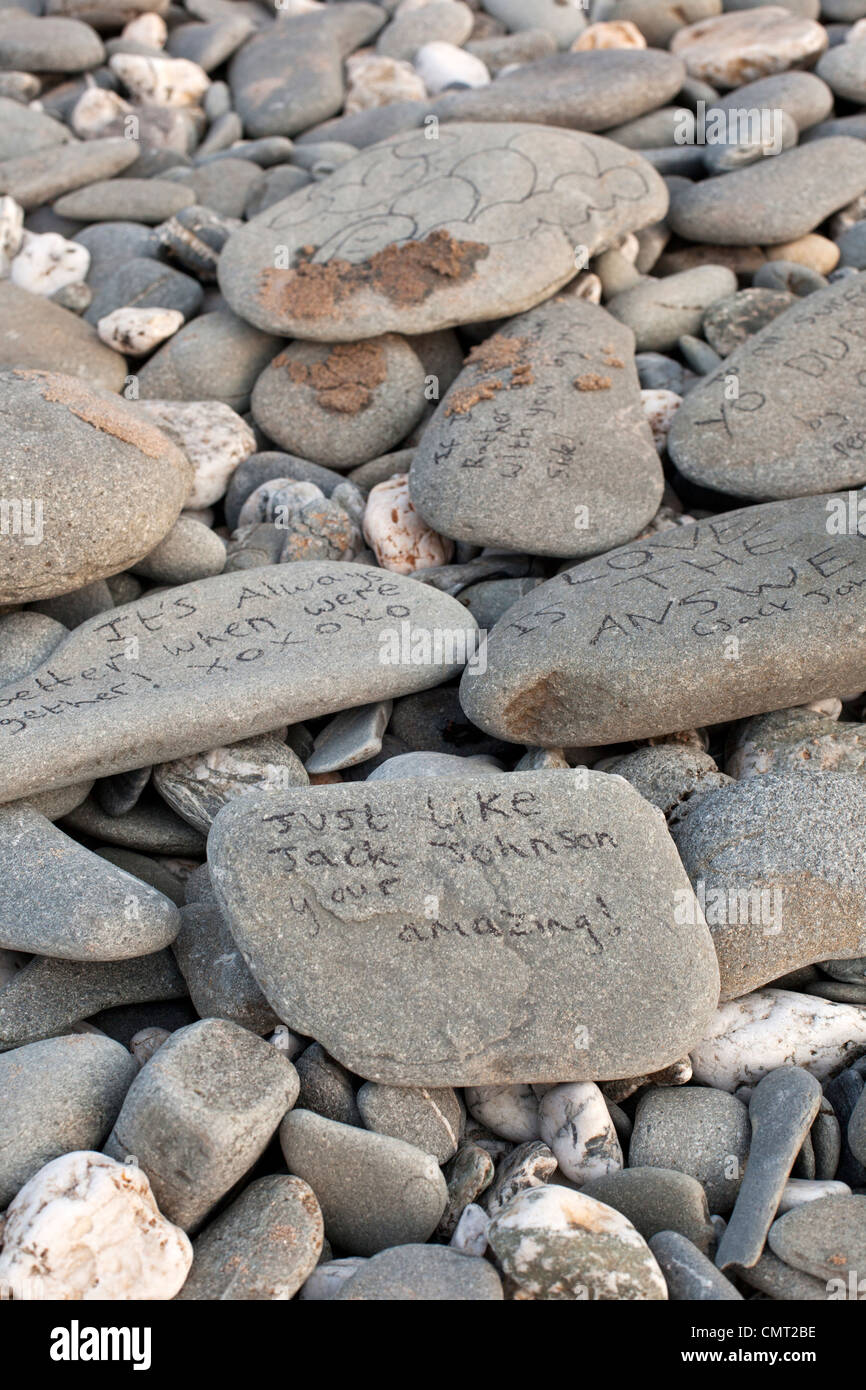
[{"left": 2, "top": 0, "right": 866, "bottom": 1309}]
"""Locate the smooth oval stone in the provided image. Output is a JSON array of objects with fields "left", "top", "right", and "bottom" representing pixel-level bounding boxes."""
[
  {"left": 459, "top": 495, "right": 866, "bottom": 748},
  {"left": 54, "top": 178, "right": 195, "bottom": 224},
  {"left": 614, "top": 0, "right": 723, "bottom": 49},
  {"left": 136, "top": 309, "right": 281, "bottom": 413},
  {"left": 175, "top": 1175, "right": 323, "bottom": 1301},
  {"left": 701, "top": 286, "right": 795, "bottom": 356},
  {"left": 630, "top": 1084, "right": 751, "bottom": 1214},
  {"left": 217, "top": 123, "right": 668, "bottom": 341},
  {"left": 356, "top": 1082, "right": 462, "bottom": 1164},
  {"left": 0, "top": 611, "right": 67, "bottom": 685},
  {"left": 667, "top": 139, "right": 866, "bottom": 246},
  {"left": 0, "top": 804, "right": 179, "bottom": 960},
  {"left": 0, "top": 136, "right": 138, "bottom": 211},
  {"left": 669, "top": 8, "right": 827, "bottom": 88},
  {"left": 0, "top": 1034, "right": 137, "bottom": 1208},
  {"left": 279, "top": 1109, "right": 448, "bottom": 1256},
  {"left": 0, "top": 563, "right": 478, "bottom": 804},
  {"left": 0, "top": 369, "right": 192, "bottom": 605},
  {"left": 816, "top": 37, "right": 866, "bottom": 104},
  {"left": 251, "top": 335, "right": 427, "bottom": 469},
  {"left": 84, "top": 255, "right": 204, "bottom": 328},
  {"left": 0, "top": 281, "right": 127, "bottom": 390},
  {"left": 668, "top": 279, "right": 866, "bottom": 499},
  {"left": 208, "top": 770, "right": 719, "bottom": 1086},
  {"left": 409, "top": 298, "right": 663, "bottom": 559},
  {"left": 430, "top": 50, "right": 685, "bottom": 129},
  {"left": 672, "top": 773, "right": 866, "bottom": 998},
  {"left": 606, "top": 266, "right": 738, "bottom": 353},
  {"left": 0, "top": 95, "right": 73, "bottom": 160},
  {"left": 173, "top": 898, "right": 278, "bottom": 1035},
  {"left": 487, "top": 1184, "right": 668, "bottom": 1300},
  {"left": 334, "top": 1244, "right": 502, "bottom": 1301},
  {"left": 768, "top": 1193, "right": 866, "bottom": 1283},
  {"left": 0, "top": 11, "right": 105, "bottom": 72},
  {"left": 154, "top": 734, "right": 309, "bottom": 833},
  {"left": 583, "top": 1169, "right": 715, "bottom": 1253}
]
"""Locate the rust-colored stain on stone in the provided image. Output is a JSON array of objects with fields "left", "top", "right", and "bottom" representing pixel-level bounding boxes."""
[
  {"left": 285, "top": 340, "right": 387, "bottom": 414},
  {"left": 257, "top": 230, "right": 489, "bottom": 320},
  {"left": 13, "top": 369, "right": 187, "bottom": 466},
  {"left": 574, "top": 372, "right": 612, "bottom": 391},
  {"left": 502, "top": 673, "right": 568, "bottom": 744},
  {"left": 444, "top": 335, "right": 534, "bottom": 417}
]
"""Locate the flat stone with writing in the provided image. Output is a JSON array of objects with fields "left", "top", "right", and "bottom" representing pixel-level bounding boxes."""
[
  {"left": 460, "top": 494, "right": 866, "bottom": 747},
  {"left": 208, "top": 770, "right": 720, "bottom": 1086},
  {"left": 409, "top": 298, "right": 663, "bottom": 558},
  {"left": 217, "top": 123, "right": 668, "bottom": 341},
  {"left": 668, "top": 278, "right": 866, "bottom": 500},
  {"left": 0, "top": 563, "right": 477, "bottom": 803}
]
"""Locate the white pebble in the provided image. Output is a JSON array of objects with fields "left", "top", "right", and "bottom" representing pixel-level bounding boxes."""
[
  {"left": 121, "top": 12, "right": 168, "bottom": 47},
  {"left": 129, "top": 1027, "right": 171, "bottom": 1068},
  {"left": 0, "top": 1151, "right": 192, "bottom": 1301},
  {"left": 10, "top": 231, "right": 90, "bottom": 297},
  {"left": 538, "top": 1082, "right": 623, "bottom": 1185},
  {"left": 299, "top": 1257, "right": 366, "bottom": 1300},
  {"left": 0, "top": 195, "right": 24, "bottom": 275},
  {"left": 451, "top": 1202, "right": 489, "bottom": 1256},
  {"left": 344, "top": 53, "right": 427, "bottom": 114},
  {"left": 97, "top": 306, "right": 184, "bottom": 356},
  {"left": 465, "top": 1083, "right": 540, "bottom": 1142},
  {"left": 363, "top": 473, "right": 453, "bottom": 575},
  {"left": 690, "top": 988, "right": 866, "bottom": 1091},
  {"left": 642, "top": 388, "right": 682, "bottom": 450},
  {"left": 414, "top": 41, "right": 490, "bottom": 94},
  {"left": 109, "top": 54, "right": 210, "bottom": 109},
  {"left": 778, "top": 1178, "right": 851, "bottom": 1213},
  {"left": 136, "top": 399, "right": 256, "bottom": 508},
  {"left": 70, "top": 86, "right": 131, "bottom": 139}
]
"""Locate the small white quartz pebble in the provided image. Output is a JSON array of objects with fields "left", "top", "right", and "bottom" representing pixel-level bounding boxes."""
[
  {"left": 777, "top": 1179, "right": 851, "bottom": 1213},
  {"left": 136, "top": 399, "right": 256, "bottom": 508},
  {"left": 0, "top": 195, "right": 24, "bottom": 275},
  {"left": 344, "top": 53, "right": 427, "bottom": 113},
  {"left": 363, "top": 473, "right": 453, "bottom": 575},
  {"left": 121, "top": 12, "right": 168, "bottom": 47},
  {"left": 451, "top": 1202, "right": 489, "bottom": 1256},
  {"left": 465, "top": 1083, "right": 540, "bottom": 1142},
  {"left": 70, "top": 86, "right": 131, "bottom": 138},
  {"left": 690, "top": 988, "right": 866, "bottom": 1091},
  {"left": 0, "top": 1151, "right": 192, "bottom": 1301},
  {"left": 538, "top": 1082, "right": 624, "bottom": 1185},
  {"left": 414, "top": 42, "right": 490, "bottom": 94},
  {"left": 97, "top": 306, "right": 184, "bottom": 356},
  {"left": 10, "top": 230, "right": 90, "bottom": 297},
  {"left": 642, "top": 388, "right": 682, "bottom": 450},
  {"left": 129, "top": 1027, "right": 171, "bottom": 1068},
  {"left": 109, "top": 54, "right": 210, "bottom": 108}
]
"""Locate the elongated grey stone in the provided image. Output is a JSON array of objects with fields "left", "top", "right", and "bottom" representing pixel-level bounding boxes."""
[
  {"left": 0, "top": 563, "right": 478, "bottom": 804},
  {"left": 649, "top": 1231, "right": 743, "bottom": 1301},
  {"left": 209, "top": 770, "right": 719, "bottom": 1086},
  {"left": 715, "top": 1067, "right": 822, "bottom": 1271},
  {"left": 0, "top": 805, "right": 179, "bottom": 960},
  {"left": 409, "top": 298, "right": 663, "bottom": 559},
  {"left": 305, "top": 700, "right": 393, "bottom": 775},
  {"left": 459, "top": 495, "right": 866, "bottom": 748}
]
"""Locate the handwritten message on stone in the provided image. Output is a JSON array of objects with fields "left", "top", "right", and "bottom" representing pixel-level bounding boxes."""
[
  {"left": 209, "top": 771, "right": 720, "bottom": 1086},
  {"left": 460, "top": 494, "right": 866, "bottom": 747},
  {"left": 0, "top": 563, "right": 478, "bottom": 803},
  {"left": 669, "top": 278, "right": 866, "bottom": 499}
]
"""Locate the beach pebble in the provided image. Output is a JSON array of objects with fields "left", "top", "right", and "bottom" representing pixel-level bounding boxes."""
[
  {"left": 105, "top": 1019, "right": 299, "bottom": 1231},
  {"left": 135, "top": 398, "right": 255, "bottom": 508},
  {"left": 538, "top": 1082, "right": 624, "bottom": 1185},
  {"left": 153, "top": 735, "right": 308, "bottom": 834},
  {"left": 175, "top": 1175, "right": 323, "bottom": 1300},
  {"left": 109, "top": 53, "right": 209, "bottom": 108},
  {"left": 630, "top": 1085, "right": 751, "bottom": 1215},
  {"left": 0, "top": 1151, "right": 192, "bottom": 1301},
  {"left": 583, "top": 1169, "right": 715, "bottom": 1254},
  {"left": 670, "top": 8, "right": 828, "bottom": 87},
  {"left": 414, "top": 41, "right": 489, "bottom": 94},
  {"left": 649, "top": 1231, "right": 743, "bottom": 1300},
  {"left": 279, "top": 1109, "right": 448, "bottom": 1256},
  {"left": 483, "top": 1140, "right": 558, "bottom": 1218},
  {"left": 363, "top": 473, "right": 454, "bottom": 574},
  {"left": 97, "top": 305, "right": 184, "bottom": 356},
  {"left": 343, "top": 53, "right": 427, "bottom": 114},
  {"left": 487, "top": 1185, "right": 668, "bottom": 1300},
  {"left": 334, "top": 1243, "right": 502, "bottom": 1300},
  {"left": 10, "top": 229, "right": 89, "bottom": 296},
  {"left": 769, "top": 1194, "right": 866, "bottom": 1284}
]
